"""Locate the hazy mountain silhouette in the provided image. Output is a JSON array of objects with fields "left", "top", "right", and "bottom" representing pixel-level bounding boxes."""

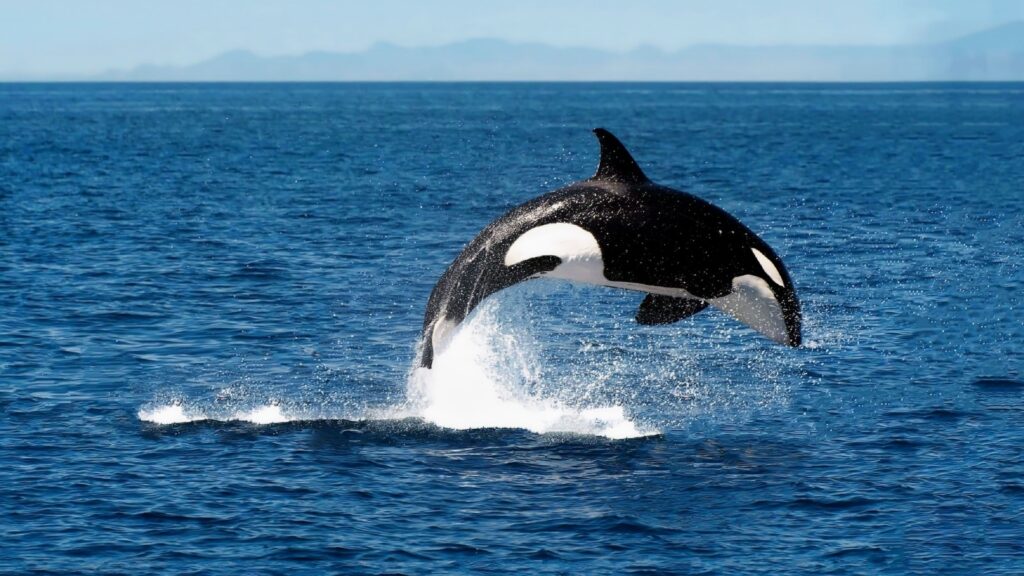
[{"left": 78, "top": 21, "right": 1024, "bottom": 81}]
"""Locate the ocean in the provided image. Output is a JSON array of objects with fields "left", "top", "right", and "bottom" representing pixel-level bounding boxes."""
[{"left": 2, "top": 82, "right": 1022, "bottom": 574}]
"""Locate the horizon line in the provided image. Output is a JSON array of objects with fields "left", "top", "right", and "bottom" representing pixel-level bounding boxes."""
[
  {"left": 4, "top": 79, "right": 1024, "bottom": 85},
  {"left": 5, "top": 20, "right": 1023, "bottom": 82}
]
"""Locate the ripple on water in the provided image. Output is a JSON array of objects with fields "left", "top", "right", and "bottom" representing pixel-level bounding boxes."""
[{"left": 972, "top": 376, "right": 1024, "bottom": 390}]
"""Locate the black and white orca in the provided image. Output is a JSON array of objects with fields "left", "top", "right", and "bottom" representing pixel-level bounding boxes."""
[{"left": 419, "top": 129, "right": 801, "bottom": 368}]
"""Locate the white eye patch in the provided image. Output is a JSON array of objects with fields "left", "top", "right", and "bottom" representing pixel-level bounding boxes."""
[
  {"left": 751, "top": 247, "right": 784, "bottom": 287},
  {"left": 504, "top": 222, "right": 602, "bottom": 267},
  {"left": 504, "top": 222, "right": 607, "bottom": 285}
]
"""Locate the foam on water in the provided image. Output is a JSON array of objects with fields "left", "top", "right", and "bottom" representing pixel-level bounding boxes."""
[
  {"left": 138, "top": 401, "right": 291, "bottom": 425},
  {"left": 138, "top": 403, "right": 195, "bottom": 425}
]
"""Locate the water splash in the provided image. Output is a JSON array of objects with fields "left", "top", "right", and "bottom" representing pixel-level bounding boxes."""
[{"left": 403, "top": 301, "right": 653, "bottom": 439}]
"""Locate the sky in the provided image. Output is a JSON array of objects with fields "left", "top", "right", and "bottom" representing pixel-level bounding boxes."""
[{"left": 2, "top": 0, "right": 1023, "bottom": 77}]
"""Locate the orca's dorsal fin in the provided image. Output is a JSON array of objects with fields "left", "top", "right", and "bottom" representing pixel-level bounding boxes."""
[{"left": 592, "top": 128, "right": 649, "bottom": 185}]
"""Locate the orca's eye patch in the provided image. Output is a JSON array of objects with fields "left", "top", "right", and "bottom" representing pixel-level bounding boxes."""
[{"left": 751, "top": 247, "right": 784, "bottom": 287}]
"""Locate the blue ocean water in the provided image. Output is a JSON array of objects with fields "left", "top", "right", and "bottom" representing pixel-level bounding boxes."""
[{"left": 1, "top": 82, "right": 1022, "bottom": 574}]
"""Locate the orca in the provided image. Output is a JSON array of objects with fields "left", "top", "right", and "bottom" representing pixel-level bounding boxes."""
[{"left": 419, "top": 128, "right": 801, "bottom": 368}]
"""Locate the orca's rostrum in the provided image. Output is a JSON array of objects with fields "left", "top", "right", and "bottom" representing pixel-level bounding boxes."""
[{"left": 419, "top": 129, "right": 801, "bottom": 368}]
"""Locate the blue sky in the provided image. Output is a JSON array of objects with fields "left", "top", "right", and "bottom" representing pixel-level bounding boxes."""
[{"left": 2, "top": 0, "right": 1023, "bottom": 76}]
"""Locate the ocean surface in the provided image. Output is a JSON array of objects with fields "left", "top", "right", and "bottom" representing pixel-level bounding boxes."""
[{"left": 2, "top": 83, "right": 1022, "bottom": 574}]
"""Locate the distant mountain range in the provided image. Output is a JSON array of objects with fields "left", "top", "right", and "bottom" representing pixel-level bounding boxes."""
[{"left": 30, "top": 21, "right": 1024, "bottom": 81}]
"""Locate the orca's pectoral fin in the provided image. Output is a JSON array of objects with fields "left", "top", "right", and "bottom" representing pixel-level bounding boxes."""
[
  {"left": 635, "top": 294, "right": 709, "bottom": 325},
  {"left": 503, "top": 255, "right": 562, "bottom": 285},
  {"left": 465, "top": 254, "right": 561, "bottom": 314}
]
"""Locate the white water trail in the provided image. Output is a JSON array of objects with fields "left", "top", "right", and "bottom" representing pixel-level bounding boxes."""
[{"left": 139, "top": 300, "right": 655, "bottom": 439}]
